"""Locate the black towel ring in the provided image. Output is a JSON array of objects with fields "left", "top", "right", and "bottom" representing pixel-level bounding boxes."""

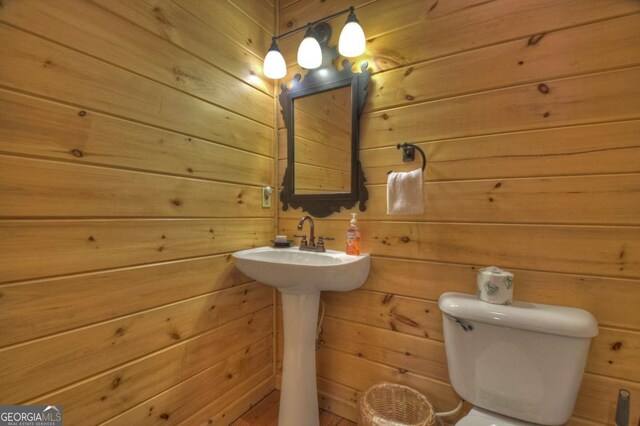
[{"left": 387, "top": 142, "right": 427, "bottom": 174}]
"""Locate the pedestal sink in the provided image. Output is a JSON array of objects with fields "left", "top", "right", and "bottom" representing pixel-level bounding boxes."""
[{"left": 233, "top": 246, "right": 371, "bottom": 426}]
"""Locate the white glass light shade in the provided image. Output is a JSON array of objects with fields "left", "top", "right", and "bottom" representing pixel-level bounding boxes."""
[
  {"left": 263, "top": 48, "right": 286, "bottom": 79},
  {"left": 297, "top": 36, "right": 322, "bottom": 69},
  {"left": 338, "top": 21, "right": 366, "bottom": 57}
]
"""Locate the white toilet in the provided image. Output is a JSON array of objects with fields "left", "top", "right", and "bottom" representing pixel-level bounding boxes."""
[{"left": 439, "top": 292, "right": 599, "bottom": 425}]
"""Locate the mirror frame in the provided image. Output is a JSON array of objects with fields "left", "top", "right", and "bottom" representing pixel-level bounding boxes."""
[{"left": 279, "top": 46, "right": 371, "bottom": 217}]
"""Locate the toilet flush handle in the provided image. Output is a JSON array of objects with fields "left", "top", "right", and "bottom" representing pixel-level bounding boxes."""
[{"left": 447, "top": 315, "right": 474, "bottom": 332}]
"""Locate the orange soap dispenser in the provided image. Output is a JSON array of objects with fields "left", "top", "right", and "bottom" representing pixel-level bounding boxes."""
[{"left": 346, "top": 213, "right": 361, "bottom": 255}]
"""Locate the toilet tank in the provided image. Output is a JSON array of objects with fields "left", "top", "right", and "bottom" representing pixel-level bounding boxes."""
[{"left": 439, "top": 292, "right": 598, "bottom": 425}]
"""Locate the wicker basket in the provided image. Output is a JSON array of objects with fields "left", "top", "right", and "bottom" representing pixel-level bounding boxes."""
[{"left": 357, "top": 383, "right": 436, "bottom": 426}]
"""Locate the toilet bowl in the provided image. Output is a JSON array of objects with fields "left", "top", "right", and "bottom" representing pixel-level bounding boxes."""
[
  {"left": 439, "top": 293, "right": 598, "bottom": 425},
  {"left": 457, "top": 407, "right": 534, "bottom": 426}
]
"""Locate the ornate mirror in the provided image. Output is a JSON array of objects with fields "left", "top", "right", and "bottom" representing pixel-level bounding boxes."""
[{"left": 279, "top": 23, "right": 370, "bottom": 217}]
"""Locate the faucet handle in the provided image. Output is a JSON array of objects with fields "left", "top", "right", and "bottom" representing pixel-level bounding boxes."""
[
  {"left": 317, "top": 236, "right": 334, "bottom": 247},
  {"left": 293, "top": 234, "right": 308, "bottom": 246}
]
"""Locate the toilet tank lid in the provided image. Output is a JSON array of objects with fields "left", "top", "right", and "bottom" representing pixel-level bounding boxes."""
[{"left": 439, "top": 292, "right": 598, "bottom": 338}]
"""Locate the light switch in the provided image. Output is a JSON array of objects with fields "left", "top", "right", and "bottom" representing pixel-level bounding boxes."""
[{"left": 262, "top": 186, "right": 273, "bottom": 208}]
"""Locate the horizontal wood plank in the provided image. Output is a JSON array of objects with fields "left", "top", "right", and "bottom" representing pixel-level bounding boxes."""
[
  {"left": 322, "top": 289, "right": 443, "bottom": 341},
  {"left": 0, "top": 218, "right": 273, "bottom": 283},
  {"left": 174, "top": 0, "right": 272, "bottom": 59},
  {"left": 229, "top": 0, "right": 275, "bottom": 34},
  {"left": 586, "top": 327, "right": 640, "bottom": 384},
  {"left": 320, "top": 310, "right": 640, "bottom": 385},
  {"left": 279, "top": 0, "right": 373, "bottom": 35},
  {"left": 0, "top": 254, "right": 250, "bottom": 346},
  {"left": 279, "top": 219, "right": 640, "bottom": 278},
  {"left": 1, "top": 284, "right": 272, "bottom": 403},
  {"left": 0, "top": 0, "right": 274, "bottom": 126},
  {"left": 317, "top": 377, "right": 361, "bottom": 423},
  {"left": 575, "top": 373, "right": 640, "bottom": 424},
  {"left": 321, "top": 316, "right": 449, "bottom": 382},
  {"left": 365, "top": 13, "right": 640, "bottom": 111},
  {"left": 0, "top": 89, "right": 274, "bottom": 183},
  {"left": 91, "top": 0, "right": 274, "bottom": 95},
  {"left": 281, "top": 174, "right": 640, "bottom": 225},
  {"left": 364, "top": 0, "right": 640, "bottom": 72},
  {"left": 362, "top": 257, "right": 640, "bottom": 330},
  {"left": 0, "top": 24, "right": 273, "bottom": 156},
  {"left": 0, "top": 155, "right": 273, "bottom": 218},
  {"left": 361, "top": 67, "right": 640, "bottom": 149},
  {"left": 38, "top": 334, "right": 272, "bottom": 425},
  {"left": 181, "top": 369, "right": 275, "bottom": 426},
  {"left": 102, "top": 340, "right": 273, "bottom": 426},
  {"left": 359, "top": 121, "right": 640, "bottom": 183}
]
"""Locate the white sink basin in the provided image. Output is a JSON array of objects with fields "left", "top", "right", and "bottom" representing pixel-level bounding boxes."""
[
  {"left": 233, "top": 246, "right": 370, "bottom": 294},
  {"left": 232, "top": 246, "right": 370, "bottom": 426}
]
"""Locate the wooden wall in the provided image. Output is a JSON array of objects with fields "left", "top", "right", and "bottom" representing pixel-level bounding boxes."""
[
  {"left": 276, "top": 1, "right": 640, "bottom": 424},
  {"left": 0, "top": 0, "right": 277, "bottom": 424}
]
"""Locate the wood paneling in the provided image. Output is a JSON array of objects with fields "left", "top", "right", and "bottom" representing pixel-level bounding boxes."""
[
  {"left": 282, "top": 174, "right": 640, "bottom": 225},
  {"left": 0, "top": 254, "right": 250, "bottom": 346},
  {"left": 184, "top": 370, "right": 275, "bottom": 426},
  {"left": 91, "top": 0, "right": 273, "bottom": 95},
  {"left": 0, "top": 218, "right": 273, "bottom": 283},
  {"left": 2, "top": 283, "right": 272, "bottom": 403},
  {"left": 320, "top": 316, "right": 449, "bottom": 382},
  {"left": 365, "top": 13, "right": 640, "bottom": 112},
  {"left": 175, "top": 0, "right": 272, "bottom": 59},
  {"left": 36, "top": 334, "right": 274, "bottom": 425},
  {"left": 101, "top": 340, "right": 273, "bottom": 426},
  {"left": 0, "top": 24, "right": 272, "bottom": 156},
  {"left": 280, "top": 219, "right": 640, "bottom": 279},
  {"left": 361, "top": 67, "right": 640, "bottom": 149},
  {"left": 277, "top": 1, "right": 640, "bottom": 424},
  {"left": 367, "top": 1, "right": 640, "bottom": 71},
  {"left": 0, "top": 155, "right": 272, "bottom": 218},
  {"left": 230, "top": 0, "right": 276, "bottom": 34},
  {"left": 359, "top": 121, "right": 640, "bottom": 183},
  {"left": 0, "top": 0, "right": 273, "bottom": 126},
  {"left": 1, "top": 0, "right": 276, "bottom": 424},
  {"left": 0, "top": 90, "right": 274, "bottom": 184},
  {"left": 362, "top": 258, "right": 640, "bottom": 330}
]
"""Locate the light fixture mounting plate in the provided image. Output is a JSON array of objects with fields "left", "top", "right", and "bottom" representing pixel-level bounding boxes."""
[{"left": 313, "top": 22, "right": 332, "bottom": 46}]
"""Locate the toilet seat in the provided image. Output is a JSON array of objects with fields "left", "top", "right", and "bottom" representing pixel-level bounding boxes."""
[{"left": 456, "top": 407, "right": 536, "bottom": 426}]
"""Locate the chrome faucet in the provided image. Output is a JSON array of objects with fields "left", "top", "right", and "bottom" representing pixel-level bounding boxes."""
[{"left": 295, "top": 216, "right": 333, "bottom": 252}]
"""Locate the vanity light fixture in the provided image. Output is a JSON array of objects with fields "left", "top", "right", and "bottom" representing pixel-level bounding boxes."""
[
  {"left": 262, "top": 6, "right": 366, "bottom": 79},
  {"left": 264, "top": 38, "right": 287, "bottom": 79},
  {"left": 338, "top": 8, "right": 366, "bottom": 57},
  {"left": 297, "top": 25, "right": 322, "bottom": 69}
]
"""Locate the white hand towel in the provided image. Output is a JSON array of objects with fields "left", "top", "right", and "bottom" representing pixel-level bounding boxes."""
[{"left": 387, "top": 168, "right": 424, "bottom": 215}]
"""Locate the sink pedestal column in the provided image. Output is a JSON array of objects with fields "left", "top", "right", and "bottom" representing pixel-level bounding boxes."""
[{"left": 279, "top": 290, "right": 321, "bottom": 426}]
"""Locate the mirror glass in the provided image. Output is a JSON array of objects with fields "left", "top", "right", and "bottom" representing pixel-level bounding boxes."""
[
  {"left": 293, "top": 85, "right": 352, "bottom": 194},
  {"left": 278, "top": 33, "right": 370, "bottom": 217}
]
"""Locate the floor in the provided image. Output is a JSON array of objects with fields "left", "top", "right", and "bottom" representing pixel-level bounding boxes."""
[{"left": 232, "top": 390, "right": 355, "bottom": 426}]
